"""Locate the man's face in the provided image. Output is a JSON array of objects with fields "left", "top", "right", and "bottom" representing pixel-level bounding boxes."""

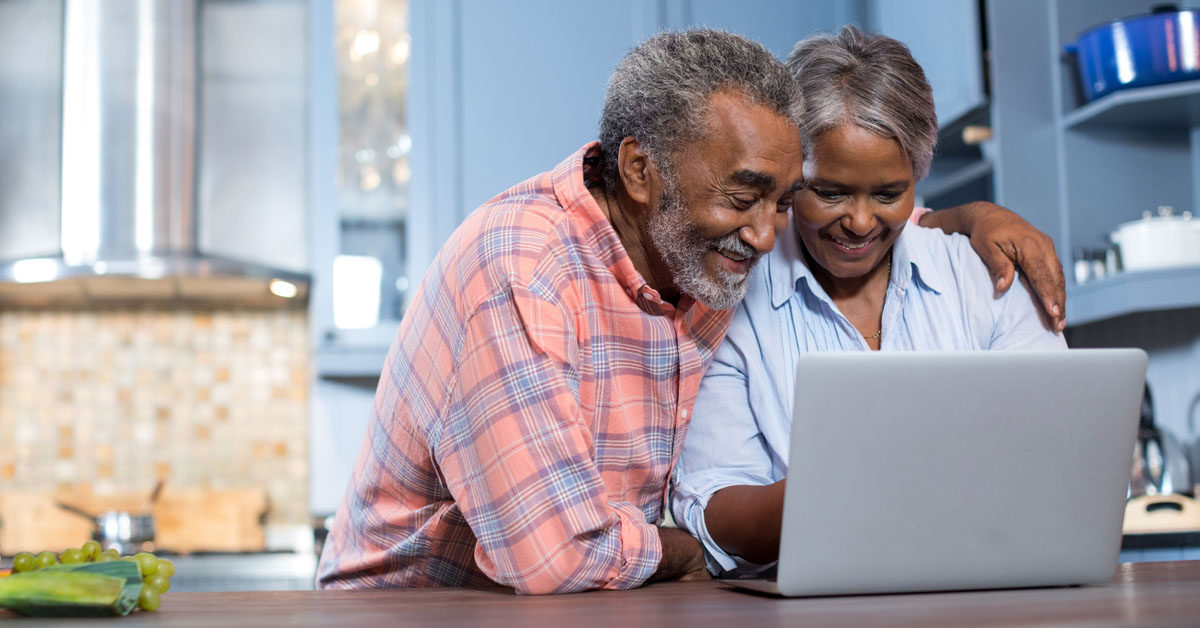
[{"left": 645, "top": 91, "right": 805, "bottom": 310}]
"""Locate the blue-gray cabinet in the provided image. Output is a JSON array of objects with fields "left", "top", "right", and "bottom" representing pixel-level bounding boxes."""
[
  {"left": 983, "top": 0, "right": 1200, "bottom": 495},
  {"left": 983, "top": 0, "right": 1200, "bottom": 326}
]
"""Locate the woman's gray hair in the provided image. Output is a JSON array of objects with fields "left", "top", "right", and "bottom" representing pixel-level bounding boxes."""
[
  {"left": 598, "top": 29, "right": 804, "bottom": 191},
  {"left": 784, "top": 25, "right": 937, "bottom": 180}
]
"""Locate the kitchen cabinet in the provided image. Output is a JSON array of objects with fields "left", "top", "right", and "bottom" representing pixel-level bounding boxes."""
[
  {"left": 199, "top": 0, "right": 310, "bottom": 275},
  {"left": 998, "top": 1, "right": 1200, "bottom": 448},
  {"left": 870, "top": 0, "right": 988, "bottom": 130},
  {"left": 984, "top": 0, "right": 1200, "bottom": 324},
  {"left": 874, "top": 0, "right": 993, "bottom": 210},
  {"left": 1121, "top": 531, "right": 1200, "bottom": 563},
  {"left": 909, "top": 1, "right": 1200, "bottom": 449},
  {"left": 167, "top": 553, "right": 317, "bottom": 593},
  {"left": 0, "top": 0, "right": 62, "bottom": 262}
]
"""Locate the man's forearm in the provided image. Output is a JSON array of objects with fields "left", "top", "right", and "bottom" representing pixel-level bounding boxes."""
[
  {"left": 917, "top": 202, "right": 989, "bottom": 234},
  {"left": 648, "top": 526, "right": 709, "bottom": 582},
  {"left": 704, "top": 480, "right": 786, "bottom": 566}
]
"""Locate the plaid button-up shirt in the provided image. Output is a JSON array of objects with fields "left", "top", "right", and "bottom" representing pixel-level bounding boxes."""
[{"left": 317, "top": 143, "right": 733, "bottom": 594}]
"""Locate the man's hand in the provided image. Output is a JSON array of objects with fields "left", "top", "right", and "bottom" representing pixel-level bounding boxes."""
[
  {"left": 649, "top": 526, "right": 711, "bottom": 583},
  {"left": 919, "top": 202, "right": 1067, "bottom": 331}
]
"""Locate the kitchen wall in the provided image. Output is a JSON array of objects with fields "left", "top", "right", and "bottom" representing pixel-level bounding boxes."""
[{"left": 0, "top": 307, "right": 310, "bottom": 526}]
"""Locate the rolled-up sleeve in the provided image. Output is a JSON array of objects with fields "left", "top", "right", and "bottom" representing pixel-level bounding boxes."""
[
  {"left": 434, "top": 283, "right": 661, "bottom": 594},
  {"left": 671, "top": 327, "right": 777, "bottom": 574},
  {"left": 989, "top": 271, "right": 1069, "bottom": 350}
]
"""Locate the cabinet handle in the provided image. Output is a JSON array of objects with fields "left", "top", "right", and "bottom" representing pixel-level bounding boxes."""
[{"left": 962, "top": 125, "right": 993, "bottom": 145}]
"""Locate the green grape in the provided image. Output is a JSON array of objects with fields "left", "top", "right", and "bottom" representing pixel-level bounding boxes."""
[
  {"left": 144, "top": 572, "right": 171, "bottom": 594},
  {"left": 134, "top": 552, "right": 158, "bottom": 576},
  {"left": 155, "top": 557, "right": 175, "bottom": 578},
  {"left": 81, "top": 540, "right": 102, "bottom": 560},
  {"left": 11, "top": 552, "right": 36, "bottom": 573},
  {"left": 93, "top": 551, "right": 116, "bottom": 562},
  {"left": 137, "top": 586, "right": 161, "bottom": 612},
  {"left": 59, "top": 547, "right": 85, "bottom": 564},
  {"left": 100, "top": 548, "right": 121, "bottom": 561},
  {"left": 35, "top": 551, "right": 58, "bottom": 569}
]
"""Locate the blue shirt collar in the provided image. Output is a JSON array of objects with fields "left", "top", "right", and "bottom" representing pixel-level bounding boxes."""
[{"left": 767, "top": 220, "right": 946, "bottom": 309}]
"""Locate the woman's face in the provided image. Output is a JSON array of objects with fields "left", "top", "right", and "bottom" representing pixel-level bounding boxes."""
[{"left": 793, "top": 123, "right": 915, "bottom": 281}]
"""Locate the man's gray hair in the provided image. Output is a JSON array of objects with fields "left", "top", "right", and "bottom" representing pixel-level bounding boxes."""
[
  {"left": 785, "top": 25, "right": 937, "bottom": 180},
  {"left": 598, "top": 29, "right": 804, "bottom": 190}
]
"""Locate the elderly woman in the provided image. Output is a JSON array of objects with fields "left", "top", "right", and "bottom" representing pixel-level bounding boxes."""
[{"left": 670, "top": 25, "right": 1068, "bottom": 574}]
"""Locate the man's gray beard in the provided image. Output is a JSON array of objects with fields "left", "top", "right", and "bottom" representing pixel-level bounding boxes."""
[{"left": 646, "top": 178, "right": 761, "bottom": 310}]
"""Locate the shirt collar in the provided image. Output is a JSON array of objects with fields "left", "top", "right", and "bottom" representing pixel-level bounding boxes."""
[
  {"left": 551, "top": 142, "right": 648, "bottom": 295},
  {"left": 767, "top": 220, "right": 945, "bottom": 309},
  {"left": 552, "top": 142, "right": 708, "bottom": 318}
]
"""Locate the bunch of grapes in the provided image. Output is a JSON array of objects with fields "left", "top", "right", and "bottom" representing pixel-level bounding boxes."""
[{"left": 9, "top": 541, "right": 175, "bottom": 611}]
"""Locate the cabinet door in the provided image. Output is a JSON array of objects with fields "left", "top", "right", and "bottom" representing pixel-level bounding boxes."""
[
  {"left": 679, "top": 0, "right": 860, "bottom": 59},
  {"left": 870, "top": 0, "right": 987, "bottom": 127},
  {"left": 453, "top": 0, "right": 855, "bottom": 221},
  {"left": 0, "top": 0, "right": 63, "bottom": 261},
  {"left": 456, "top": 0, "right": 656, "bottom": 213},
  {"left": 199, "top": 0, "right": 310, "bottom": 274}
]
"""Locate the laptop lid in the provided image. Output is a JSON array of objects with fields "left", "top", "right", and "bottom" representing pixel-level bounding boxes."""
[{"left": 775, "top": 349, "right": 1146, "bottom": 597}]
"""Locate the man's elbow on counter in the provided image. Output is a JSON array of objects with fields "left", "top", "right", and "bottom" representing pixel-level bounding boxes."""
[{"left": 486, "top": 540, "right": 658, "bottom": 595}]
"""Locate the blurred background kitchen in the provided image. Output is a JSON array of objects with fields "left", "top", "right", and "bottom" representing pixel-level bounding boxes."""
[{"left": 0, "top": 0, "right": 1198, "bottom": 591}]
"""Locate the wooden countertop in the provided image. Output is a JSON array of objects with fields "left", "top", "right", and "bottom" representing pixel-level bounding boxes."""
[{"left": 3, "top": 560, "right": 1199, "bottom": 627}]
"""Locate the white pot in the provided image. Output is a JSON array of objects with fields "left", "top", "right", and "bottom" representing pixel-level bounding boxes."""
[{"left": 1110, "top": 211, "right": 1200, "bottom": 272}]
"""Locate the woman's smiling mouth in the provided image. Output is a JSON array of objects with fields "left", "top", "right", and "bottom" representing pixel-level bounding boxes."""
[{"left": 828, "top": 233, "right": 878, "bottom": 256}]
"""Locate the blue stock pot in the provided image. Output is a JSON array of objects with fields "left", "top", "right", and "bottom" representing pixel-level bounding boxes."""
[{"left": 1065, "top": 6, "right": 1200, "bottom": 102}]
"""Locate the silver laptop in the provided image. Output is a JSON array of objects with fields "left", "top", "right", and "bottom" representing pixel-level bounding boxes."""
[{"left": 724, "top": 349, "right": 1147, "bottom": 597}]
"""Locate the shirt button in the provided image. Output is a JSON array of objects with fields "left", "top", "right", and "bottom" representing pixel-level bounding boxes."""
[{"left": 680, "top": 408, "right": 689, "bottom": 419}]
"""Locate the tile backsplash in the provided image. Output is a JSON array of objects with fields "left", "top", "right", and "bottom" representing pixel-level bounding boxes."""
[{"left": 0, "top": 307, "right": 309, "bottom": 526}]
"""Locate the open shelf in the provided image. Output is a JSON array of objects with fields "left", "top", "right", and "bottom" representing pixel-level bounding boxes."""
[
  {"left": 918, "top": 158, "right": 993, "bottom": 202},
  {"left": 1062, "top": 80, "right": 1200, "bottom": 130},
  {"left": 314, "top": 321, "right": 400, "bottom": 377},
  {"left": 1066, "top": 266, "right": 1200, "bottom": 327}
]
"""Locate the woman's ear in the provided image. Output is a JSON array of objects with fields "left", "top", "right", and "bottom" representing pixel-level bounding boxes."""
[{"left": 617, "top": 136, "right": 657, "bottom": 206}]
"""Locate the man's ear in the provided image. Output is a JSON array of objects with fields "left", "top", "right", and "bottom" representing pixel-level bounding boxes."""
[{"left": 617, "top": 136, "right": 658, "bottom": 206}]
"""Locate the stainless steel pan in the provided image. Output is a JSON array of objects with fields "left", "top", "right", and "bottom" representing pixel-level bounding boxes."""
[{"left": 56, "top": 501, "right": 156, "bottom": 555}]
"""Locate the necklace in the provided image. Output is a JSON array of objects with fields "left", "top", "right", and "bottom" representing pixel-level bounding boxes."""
[{"left": 864, "top": 257, "right": 892, "bottom": 341}]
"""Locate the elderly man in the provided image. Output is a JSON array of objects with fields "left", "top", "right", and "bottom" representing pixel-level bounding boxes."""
[{"left": 318, "top": 29, "right": 1065, "bottom": 595}]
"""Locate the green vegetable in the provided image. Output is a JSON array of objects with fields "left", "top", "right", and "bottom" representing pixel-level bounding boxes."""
[
  {"left": 134, "top": 552, "right": 158, "bottom": 576},
  {"left": 11, "top": 553, "right": 36, "bottom": 573},
  {"left": 81, "top": 541, "right": 102, "bottom": 561},
  {"left": 144, "top": 573, "right": 171, "bottom": 594},
  {"left": 137, "top": 586, "right": 161, "bottom": 612},
  {"left": 35, "top": 551, "right": 57, "bottom": 569},
  {"left": 0, "top": 560, "right": 142, "bottom": 617},
  {"left": 156, "top": 558, "right": 175, "bottom": 578}
]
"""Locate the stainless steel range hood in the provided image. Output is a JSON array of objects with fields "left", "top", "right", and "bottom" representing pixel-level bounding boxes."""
[{"left": 0, "top": 0, "right": 309, "bottom": 306}]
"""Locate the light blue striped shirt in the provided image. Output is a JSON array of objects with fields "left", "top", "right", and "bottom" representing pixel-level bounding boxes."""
[{"left": 670, "top": 221, "right": 1067, "bottom": 573}]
